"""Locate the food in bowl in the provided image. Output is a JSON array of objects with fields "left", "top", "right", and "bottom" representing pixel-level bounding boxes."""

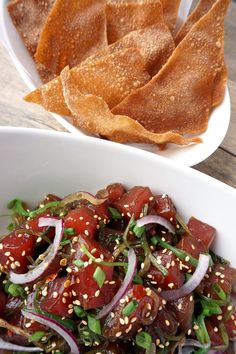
[
  {"left": 0, "top": 183, "right": 235, "bottom": 353},
  {"left": 8, "top": 0, "right": 230, "bottom": 147}
]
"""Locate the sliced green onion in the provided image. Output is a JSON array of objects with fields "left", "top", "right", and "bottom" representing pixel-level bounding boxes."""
[
  {"left": 29, "top": 331, "right": 45, "bottom": 342},
  {"left": 150, "top": 236, "right": 158, "bottom": 246},
  {"left": 74, "top": 306, "right": 86, "bottom": 318},
  {"left": 133, "top": 224, "right": 145, "bottom": 238},
  {"left": 123, "top": 215, "right": 136, "bottom": 246},
  {"left": 200, "top": 294, "right": 230, "bottom": 307},
  {"left": 133, "top": 272, "right": 143, "bottom": 284},
  {"left": 87, "top": 314, "right": 101, "bottom": 335},
  {"left": 154, "top": 236, "right": 199, "bottom": 267},
  {"left": 201, "top": 299, "right": 222, "bottom": 317},
  {"left": 80, "top": 244, "right": 127, "bottom": 267},
  {"left": 7, "top": 283, "right": 26, "bottom": 298},
  {"left": 93, "top": 267, "right": 106, "bottom": 288},
  {"left": 212, "top": 284, "right": 227, "bottom": 301},
  {"left": 194, "top": 314, "right": 211, "bottom": 345},
  {"left": 60, "top": 239, "right": 71, "bottom": 246},
  {"left": 7, "top": 199, "right": 60, "bottom": 218},
  {"left": 149, "top": 253, "right": 168, "bottom": 276},
  {"left": 64, "top": 228, "right": 75, "bottom": 236},
  {"left": 108, "top": 207, "right": 122, "bottom": 220},
  {"left": 135, "top": 331, "right": 152, "bottom": 350},
  {"left": 73, "top": 259, "right": 85, "bottom": 268},
  {"left": 122, "top": 300, "right": 138, "bottom": 316}
]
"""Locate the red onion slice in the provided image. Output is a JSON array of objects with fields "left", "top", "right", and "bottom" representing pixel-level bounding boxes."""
[
  {"left": 161, "top": 254, "right": 210, "bottom": 301},
  {"left": 136, "top": 215, "right": 175, "bottom": 234},
  {"left": 22, "top": 310, "right": 80, "bottom": 354},
  {"left": 0, "top": 338, "right": 42, "bottom": 352},
  {"left": 9, "top": 217, "right": 64, "bottom": 284},
  {"left": 96, "top": 248, "right": 137, "bottom": 319}
]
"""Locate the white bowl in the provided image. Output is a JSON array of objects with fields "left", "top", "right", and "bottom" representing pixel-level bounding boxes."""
[
  {"left": 0, "top": 126, "right": 235, "bottom": 267},
  {"left": 0, "top": 0, "right": 231, "bottom": 167}
]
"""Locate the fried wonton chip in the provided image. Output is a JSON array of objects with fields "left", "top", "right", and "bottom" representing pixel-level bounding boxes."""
[
  {"left": 159, "top": 0, "right": 181, "bottom": 33},
  {"left": 7, "top": 0, "right": 54, "bottom": 56},
  {"left": 106, "top": 0, "right": 167, "bottom": 44},
  {"left": 175, "top": 0, "right": 217, "bottom": 45},
  {"left": 174, "top": 0, "right": 227, "bottom": 107},
  {"left": 24, "top": 48, "right": 150, "bottom": 115},
  {"left": 60, "top": 66, "right": 199, "bottom": 146},
  {"left": 112, "top": 0, "right": 229, "bottom": 136},
  {"left": 35, "top": 0, "right": 107, "bottom": 82},
  {"left": 107, "top": 22, "right": 175, "bottom": 77}
]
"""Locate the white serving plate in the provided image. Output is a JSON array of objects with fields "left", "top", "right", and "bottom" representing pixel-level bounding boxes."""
[
  {"left": 0, "top": 0, "right": 231, "bottom": 166},
  {"left": 0, "top": 126, "right": 235, "bottom": 268}
]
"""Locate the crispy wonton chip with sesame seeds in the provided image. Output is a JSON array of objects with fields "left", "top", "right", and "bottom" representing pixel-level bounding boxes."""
[
  {"left": 175, "top": 0, "right": 227, "bottom": 107},
  {"left": 24, "top": 48, "right": 150, "bottom": 116},
  {"left": 60, "top": 66, "right": 200, "bottom": 146},
  {"left": 106, "top": 0, "right": 167, "bottom": 44},
  {"left": 35, "top": 0, "right": 107, "bottom": 82},
  {"left": 112, "top": 0, "right": 229, "bottom": 136},
  {"left": 7, "top": 0, "right": 55, "bottom": 57},
  {"left": 105, "top": 20, "right": 175, "bottom": 77}
]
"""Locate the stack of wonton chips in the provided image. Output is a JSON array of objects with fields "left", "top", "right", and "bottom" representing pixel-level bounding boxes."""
[{"left": 9, "top": 0, "right": 230, "bottom": 147}]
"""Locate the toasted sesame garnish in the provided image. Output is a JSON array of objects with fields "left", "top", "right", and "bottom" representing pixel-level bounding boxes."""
[
  {"left": 95, "top": 290, "right": 100, "bottom": 298},
  {"left": 120, "top": 298, "right": 126, "bottom": 304},
  {"left": 66, "top": 267, "right": 72, "bottom": 273},
  {"left": 217, "top": 315, "right": 223, "bottom": 321},
  {"left": 64, "top": 279, "right": 71, "bottom": 288},
  {"left": 193, "top": 325, "right": 199, "bottom": 331},
  {"left": 60, "top": 258, "right": 67, "bottom": 266},
  {"left": 84, "top": 230, "right": 89, "bottom": 236},
  {"left": 115, "top": 331, "right": 122, "bottom": 337},
  {"left": 62, "top": 297, "right": 67, "bottom": 304},
  {"left": 120, "top": 318, "right": 125, "bottom": 325},
  {"left": 68, "top": 309, "right": 74, "bottom": 315},
  {"left": 168, "top": 283, "right": 174, "bottom": 289},
  {"left": 178, "top": 303, "right": 182, "bottom": 310},
  {"left": 110, "top": 312, "right": 115, "bottom": 318},
  {"left": 125, "top": 324, "right": 132, "bottom": 333},
  {"left": 131, "top": 317, "right": 137, "bottom": 323},
  {"left": 214, "top": 327, "right": 218, "bottom": 333},
  {"left": 52, "top": 292, "right": 58, "bottom": 299},
  {"left": 4, "top": 251, "right": 10, "bottom": 257},
  {"left": 156, "top": 339, "right": 160, "bottom": 346},
  {"left": 42, "top": 288, "right": 48, "bottom": 297},
  {"left": 83, "top": 294, "right": 88, "bottom": 300},
  {"left": 165, "top": 320, "right": 170, "bottom": 326}
]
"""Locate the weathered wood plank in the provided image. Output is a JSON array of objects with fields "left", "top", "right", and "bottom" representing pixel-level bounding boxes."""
[{"left": 194, "top": 147, "right": 236, "bottom": 188}]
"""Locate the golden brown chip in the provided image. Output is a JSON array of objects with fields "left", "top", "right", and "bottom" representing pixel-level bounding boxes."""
[
  {"left": 35, "top": 0, "right": 107, "bottom": 82},
  {"left": 159, "top": 0, "right": 181, "bottom": 33},
  {"left": 106, "top": 0, "right": 166, "bottom": 44},
  {"left": 25, "top": 48, "right": 150, "bottom": 115},
  {"left": 8, "top": 0, "right": 55, "bottom": 56},
  {"left": 174, "top": 0, "right": 227, "bottom": 107},
  {"left": 60, "top": 66, "right": 200, "bottom": 146},
  {"left": 175, "top": 0, "right": 217, "bottom": 45},
  {"left": 107, "top": 23, "right": 175, "bottom": 77},
  {"left": 112, "top": 0, "right": 229, "bottom": 136}
]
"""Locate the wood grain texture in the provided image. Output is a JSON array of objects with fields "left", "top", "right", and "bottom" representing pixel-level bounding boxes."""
[{"left": 0, "top": 1, "right": 235, "bottom": 188}]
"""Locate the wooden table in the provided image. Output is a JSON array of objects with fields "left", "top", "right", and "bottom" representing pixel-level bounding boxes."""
[{"left": 0, "top": 1, "right": 235, "bottom": 188}]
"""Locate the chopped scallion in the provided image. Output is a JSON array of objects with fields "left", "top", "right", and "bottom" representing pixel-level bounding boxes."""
[
  {"left": 135, "top": 331, "right": 152, "bottom": 350},
  {"left": 73, "top": 259, "right": 85, "bottom": 268},
  {"left": 74, "top": 306, "right": 86, "bottom": 318},
  {"left": 7, "top": 283, "right": 26, "bottom": 298},
  {"left": 64, "top": 228, "right": 75, "bottom": 236},
  {"left": 133, "top": 224, "right": 145, "bottom": 238},
  {"left": 122, "top": 300, "right": 138, "bottom": 316},
  {"left": 108, "top": 207, "right": 122, "bottom": 220},
  {"left": 87, "top": 314, "right": 101, "bottom": 335},
  {"left": 212, "top": 284, "right": 227, "bottom": 301},
  {"left": 154, "top": 236, "right": 199, "bottom": 267},
  {"left": 93, "top": 266, "right": 106, "bottom": 288},
  {"left": 60, "top": 239, "right": 71, "bottom": 246},
  {"left": 29, "top": 331, "right": 45, "bottom": 342}
]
